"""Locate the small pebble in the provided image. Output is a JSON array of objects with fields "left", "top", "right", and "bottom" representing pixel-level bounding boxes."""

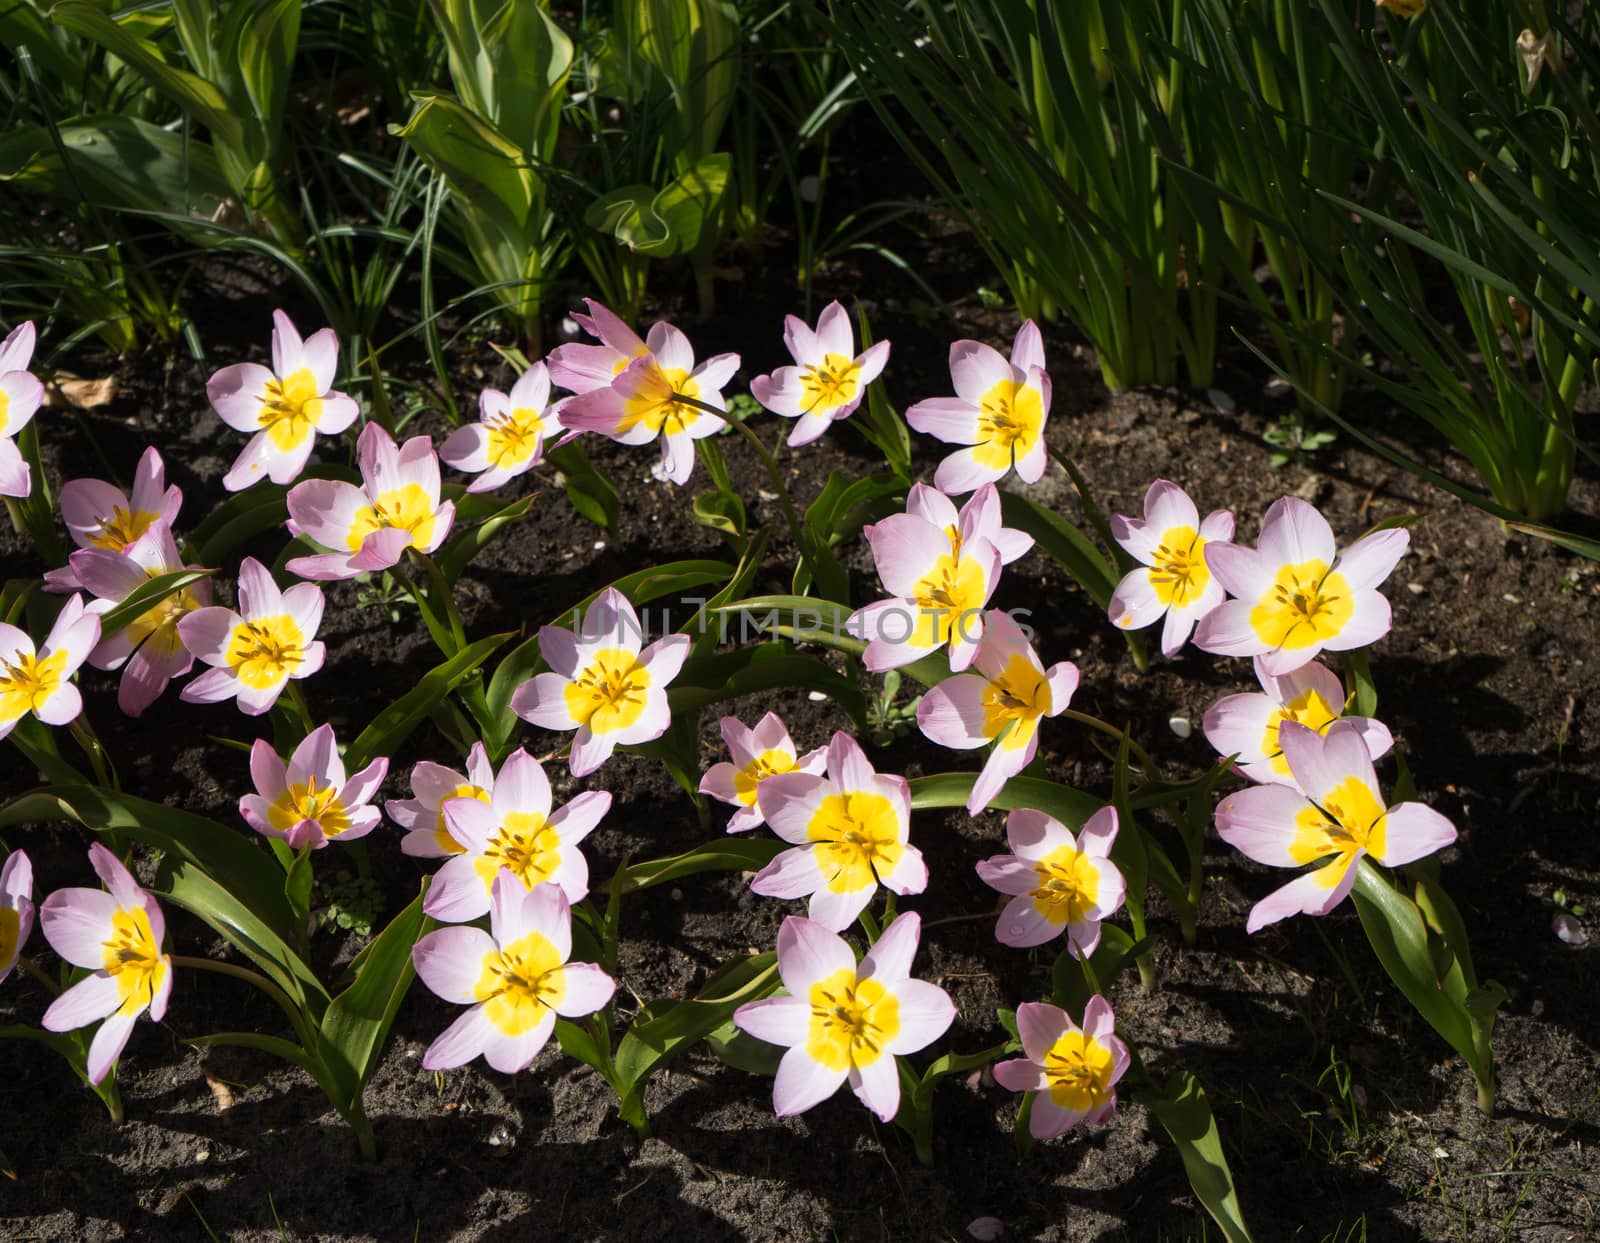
[
  {"left": 1433, "top": 1146, "right": 1450, "bottom": 1160},
  {"left": 968, "top": 1217, "right": 1005, "bottom": 1240},
  {"left": 1265, "top": 377, "right": 1292, "bottom": 398},
  {"left": 1406, "top": 582, "right": 1426, "bottom": 595},
  {"left": 1553, "top": 913, "right": 1588, "bottom": 946},
  {"left": 1206, "top": 389, "right": 1236, "bottom": 413},
  {"left": 593, "top": 541, "right": 606, "bottom": 551},
  {"left": 1168, "top": 716, "right": 1192, "bottom": 740},
  {"left": 196, "top": 1150, "right": 210, "bottom": 1164},
  {"left": 486, "top": 1123, "right": 515, "bottom": 1149},
  {"left": 807, "top": 691, "right": 829, "bottom": 702},
  {"left": 799, "top": 175, "right": 822, "bottom": 203},
  {"left": 1503, "top": 593, "right": 1521, "bottom": 604},
  {"left": 560, "top": 316, "right": 581, "bottom": 338}
]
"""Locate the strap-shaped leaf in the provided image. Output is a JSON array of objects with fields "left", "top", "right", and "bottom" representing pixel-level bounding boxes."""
[
  {"left": 998, "top": 489, "right": 1118, "bottom": 607},
  {"left": 613, "top": 952, "right": 779, "bottom": 1095},
  {"left": 344, "top": 631, "right": 511, "bottom": 771},
  {"left": 908, "top": 772, "right": 1100, "bottom": 826},
  {"left": 1141, "top": 1070, "right": 1254, "bottom": 1243},
  {"left": 318, "top": 887, "right": 430, "bottom": 1111},
  {"left": 613, "top": 838, "right": 784, "bottom": 896},
  {"left": 49, "top": 3, "right": 246, "bottom": 152},
  {"left": 96, "top": 569, "right": 214, "bottom": 640}
]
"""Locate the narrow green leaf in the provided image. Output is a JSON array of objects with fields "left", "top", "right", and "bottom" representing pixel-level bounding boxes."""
[
  {"left": 97, "top": 570, "right": 214, "bottom": 640},
  {"left": 998, "top": 490, "right": 1118, "bottom": 607},
  {"left": 615, "top": 838, "right": 784, "bottom": 896},
  {"left": 613, "top": 953, "right": 779, "bottom": 1093},
  {"left": 319, "top": 888, "right": 430, "bottom": 1110},
  {"left": 1141, "top": 1070, "right": 1254, "bottom": 1243},
  {"left": 909, "top": 773, "right": 1101, "bottom": 826},
  {"left": 344, "top": 631, "right": 511, "bottom": 771}
]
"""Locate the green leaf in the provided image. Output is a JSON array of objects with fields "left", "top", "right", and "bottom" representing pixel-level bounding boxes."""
[
  {"left": 545, "top": 442, "right": 619, "bottom": 533},
  {"left": 613, "top": 953, "right": 779, "bottom": 1096},
  {"left": 0, "top": 786, "right": 320, "bottom": 1002},
  {"left": 185, "top": 482, "right": 295, "bottom": 567},
  {"left": 704, "top": 1018, "right": 785, "bottom": 1075},
  {"left": 318, "top": 888, "right": 430, "bottom": 1111},
  {"left": 554, "top": 1017, "right": 612, "bottom": 1075},
  {"left": 1350, "top": 859, "right": 1484, "bottom": 1081},
  {"left": 614, "top": 838, "right": 784, "bottom": 896},
  {"left": 344, "top": 631, "right": 511, "bottom": 771},
  {"left": 1051, "top": 925, "right": 1143, "bottom": 1015},
  {"left": 188, "top": 1030, "right": 320, "bottom": 1076},
  {"left": 1140, "top": 1070, "right": 1254, "bottom": 1243},
  {"left": 909, "top": 773, "right": 1101, "bottom": 826},
  {"left": 96, "top": 570, "right": 214, "bottom": 640},
  {"left": 48, "top": 3, "right": 246, "bottom": 151},
  {"left": 0, "top": 117, "right": 231, "bottom": 235},
  {"left": 998, "top": 489, "right": 1118, "bottom": 607},
  {"left": 669, "top": 640, "right": 867, "bottom": 726},
  {"left": 433, "top": 494, "right": 535, "bottom": 583}
]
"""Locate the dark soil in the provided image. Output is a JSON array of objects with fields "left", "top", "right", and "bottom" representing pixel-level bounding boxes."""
[{"left": 3, "top": 227, "right": 1599, "bottom": 1242}]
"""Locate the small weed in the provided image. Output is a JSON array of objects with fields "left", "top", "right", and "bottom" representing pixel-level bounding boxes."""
[
  {"left": 1264, "top": 412, "right": 1336, "bottom": 467},
  {"left": 314, "top": 869, "right": 384, "bottom": 936}
]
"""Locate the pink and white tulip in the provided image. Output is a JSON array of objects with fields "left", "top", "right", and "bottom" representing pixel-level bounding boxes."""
[
  {"left": 423, "top": 748, "right": 609, "bottom": 922},
  {"left": 975, "top": 807, "right": 1124, "bottom": 953},
  {"left": 0, "top": 594, "right": 99, "bottom": 742},
  {"left": 387, "top": 742, "right": 496, "bottom": 858},
  {"left": 733, "top": 912, "right": 954, "bottom": 1122},
  {"left": 545, "top": 299, "right": 652, "bottom": 395},
  {"left": 560, "top": 319, "right": 740, "bottom": 486},
  {"left": 0, "top": 322, "right": 44, "bottom": 499},
  {"left": 700, "top": 712, "right": 827, "bottom": 834},
  {"left": 179, "top": 557, "right": 325, "bottom": 715},
  {"left": 39, "top": 843, "right": 173, "bottom": 1085},
  {"left": 905, "top": 320, "right": 1050, "bottom": 494},
  {"left": 1108, "top": 480, "right": 1234, "bottom": 658},
  {"left": 749, "top": 301, "right": 890, "bottom": 447},
  {"left": 207, "top": 310, "right": 359, "bottom": 491},
  {"left": 750, "top": 732, "right": 926, "bottom": 932},
  {"left": 0, "top": 850, "right": 34, "bottom": 985},
  {"left": 412, "top": 874, "right": 615, "bottom": 1074},
  {"left": 1202, "top": 656, "right": 1392, "bottom": 789},
  {"left": 285, "top": 423, "right": 455, "bottom": 580},
  {"left": 994, "top": 997, "right": 1130, "bottom": 1140},
  {"left": 916, "top": 610, "right": 1077, "bottom": 815},
  {"left": 441, "top": 364, "right": 564, "bottom": 494},
  {"left": 74, "top": 524, "right": 212, "bottom": 717},
  {"left": 511, "top": 587, "right": 690, "bottom": 777},
  {"left": 1215, "top": 720, "right": 1456, "bottom": 933},
  {"left": 239, "top": 724, "right": 388, "bottom": 850},
  {"left": 46, "top": 447, "right": 183, "bottom": 592},
  {"left": 1194, "top": 498, "right": 1409, "bottom": 676},
  {"left": 847, "top": 496, "right": 1004, "bottom": 673}
]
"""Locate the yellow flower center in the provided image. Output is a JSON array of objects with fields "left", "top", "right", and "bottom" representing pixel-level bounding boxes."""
[
  {"left": 1290, "top": 775, "right": 1389, "bottom": 877},
  {"left": 980, "top": 653, "right": 1051, "bottom": 751},
  {"left": 486, "top": 407, "right": 547, "bottom": 468},
  {"left": 909, "top": 553, "right": 989, "bottom": 649},
  {"left": 1030, "top": 844, "right": 1099, "bottom": 926},
  {"left": 346, "top": 483, "right": 438, "bottom": 553},
  {"left": 125, "top": 578, "right": 202, "bottom": 661},
  {"left": 267, "top": 775, "right": 350, "bottom": 839},
  {"left": 735, "top": 748, "right": 796, "bottom": 807},
  {"left": 563, "top": 647, "right": 651, "bottom": 736},
  {"left": 0, "top": 387, "right": 9, "bottom": 434},
  {"left": 473, "top": 930, "right": 567, "bottom": 1036},
  {"left": 225, "top": 613, "right": 307, "bottom": 691},
  {"left": 473, "top": 810, "right": 562, "bottom": 893},
  {"left": 1043, "top": 1028, "right": 1115, "bottom": 1113},
  {"left": 619, "top": 366, "right": 701, "bottom": 437},
  {"left": 0, "top": 906, "right": 20, "bottom": 969},
  {"left": 0, "top": 648, "right": 69, "bottom": 725},
  {"left": 1261, "top": 686, "right": 1341, "bottom": 778},
  {"left": 971, "top": 378, "right": 1044, "bottom": 471},
  {"left": 432, "top": 783, "right": 489, "bottom": 855},
  {"left": 805, "top": 968, "right": 900, "bottom": 1072},
  {"left": 1249, "top": 560, "right": 1354, "bottom": 650},
  {"left": 85, "top": 504, "right": 162, "bottom": 552},
  {"left": 101, "top": 904, "right": 167, "bottom": 1016},
  {"left": 799, "top": 352, "right": 861, "bottom": 413},
  {"left": 258, "top": 368, "right": 324, "bottom": 451},
  {"left": 1148, "top": 524, "right": 1210, "bottom": 609},
  {"left": 808, "top": 791, "right": 904, "bottom": 894}
]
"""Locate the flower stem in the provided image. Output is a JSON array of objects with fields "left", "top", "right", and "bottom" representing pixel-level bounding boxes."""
[
  {"left": 281, "top": 681, "right": 314, "bottom": 735},
  {"left": 68, "top": 715, "right": 116, "bottom": 790},
  {"left": 409, "top": 549, "right": 467, "bottom": 655},
  {"left": 1059, "top": 708, "right": 1161, "bottom": 783},
  {"left": 171, "top": 955, "right": 316, "bottom": 1051},
  {"left": 669, "top": 394, "right": 813, "bottom": 572},
  {"left": 17, "top": 955, "right": 60, "bottom": 996}
]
